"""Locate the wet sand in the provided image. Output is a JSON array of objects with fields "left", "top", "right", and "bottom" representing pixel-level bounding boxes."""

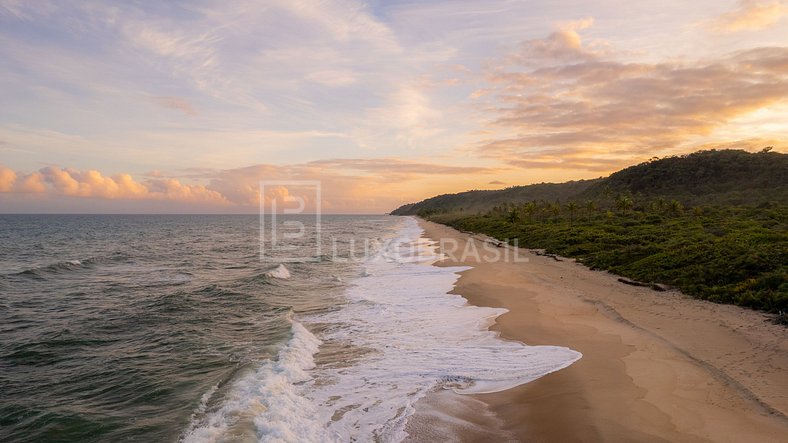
[{"left": 405, "top": 219, "right": 788, "bottom": 442}]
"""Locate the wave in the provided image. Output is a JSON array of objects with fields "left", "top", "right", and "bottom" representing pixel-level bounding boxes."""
[
  {"left": 181, "top": 318, "right": 324, "bottom": 443},
  {"left": 298, "top": 216, "right": 582, "bottom": 441},
  {"left": 176, "top": 216, "right": 580, "bottom": 443},
  {"left": 12, "top": 259, "right": 87, "bottom": 278},
  {"left": 264, "top": 264, "right": 291, "bottom": 280},
  {"left": 8, "top": 253, "right": 128, "bottom": 278}
]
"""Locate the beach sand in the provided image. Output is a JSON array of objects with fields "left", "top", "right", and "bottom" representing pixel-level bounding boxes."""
[{"left": 404, "top": 219, "right": 788, "bottom": 442}]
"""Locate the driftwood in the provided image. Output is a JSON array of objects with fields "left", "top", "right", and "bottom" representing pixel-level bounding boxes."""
[
  {"left": 618, "top": 277, "right": 669, "bottom": 292},
  {"left": 532, "top": 250, "right": 563, "bottom": 261}
]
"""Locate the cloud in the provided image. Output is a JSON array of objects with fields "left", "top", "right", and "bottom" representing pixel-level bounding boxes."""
[
  {"left": 708, "top": 0, "right": 788, "bottom": 33},
  {"left": 488, "top": 180, "right": 506, "bottom": 185},
  {"left": 0, "top": 158, "right": 499, "bottom": 213},
  {"left": 4, "top": 0, "right": 786, "bottom": 207},
  {"left": 687, "top": 137, "right": 784, "bottom": 152},
  {"left": 475, "top": 24, "right": 788, "bottom": 171},
  {"left": 0, "top": 165, "right": 228, "bottom": 203},
  {"left": 203, "top": 158, "right": 500, "bottom": 211},
  {"left": 305, "top": 158, "right": 494, "bottom": 175},
  {"left": 0, "top": 0, "right": 486, "bottom": 172},
  {"left": 16, "top": 171, "right": 47, "bottom": 193},
  {"left": 510, "top": 17, "right": 596, "bottom": 65},
  {"left": 150, "top": 96, "right": 197, "bottom": 116},
  {"left": 359, "top": 84, "right": 445, "bottom": 148},
  {"left": 0, "top": 165, "right": 16, "bottom": 191},
  {"left": 202, "top": 163, "right": 400, "bottom": 212}
]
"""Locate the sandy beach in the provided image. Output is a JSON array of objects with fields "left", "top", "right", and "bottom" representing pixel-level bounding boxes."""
[{"left": 405, "top": 219, "right": 788, "bottom": 442}]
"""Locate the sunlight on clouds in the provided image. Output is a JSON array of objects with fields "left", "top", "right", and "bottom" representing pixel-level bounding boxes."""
[
  {"left": 474, "top": 21, "right": 788, "bottom": 173},
  {"left": 0, "top": 165, "right": 228, "bottom": 203},
  {"left": 0, "top": 159, "right": 499, "bottom": 213},
  {"left": 698, "top": 103, "right": 788, "bottom": 147},
  {"left": 708, "top": 0, "right": 788, "bottom": 33},
  {"left": 0, "top": 165, "right": 16, "bottom": 191},
  {"left": 0, "top": 1, "right": 786, "bottom": 212}
]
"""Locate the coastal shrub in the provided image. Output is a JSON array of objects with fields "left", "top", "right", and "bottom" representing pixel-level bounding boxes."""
[{"left": 430, "top": 204, "right": 788, "bottom": 316}]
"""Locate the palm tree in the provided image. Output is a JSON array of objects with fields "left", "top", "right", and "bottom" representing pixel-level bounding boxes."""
[
  {"left": 668, "top": 200, "right": 683, "bottom": 216},
  {"left": 551, "top": 201, "right": 561, "bottom": 218},
  {"left": 585, "top": 200, "right": 596, "bottom": 221},
  {"left": 616, "top": 195, "right": 633, "bottom": 214},
  {"left": 566, "top": 201, "right": 578, "bottom": 226},
  {"left": 539, "top": 200, "right": 550, "bottom": 221},
  {"left": 522, "top": 201, "right": 536, "bottom": 222}
]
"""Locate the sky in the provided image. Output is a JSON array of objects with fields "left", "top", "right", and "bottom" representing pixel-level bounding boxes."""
[{"left": 0, "top": 0, "right": 786, "bottom": 213}]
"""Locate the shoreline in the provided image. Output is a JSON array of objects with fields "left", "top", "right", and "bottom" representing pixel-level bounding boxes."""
[{"left": 405, "top": 218, "right": 788, "bottom": 442}]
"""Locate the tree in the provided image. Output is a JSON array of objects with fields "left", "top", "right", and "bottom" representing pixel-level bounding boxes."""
[
  {"left": 539, "top": 200, "right": 551, "bottom": 221},
  {"left": 550, "top": 201, "right": 561, "bottom": 218},
  {"left": 585, "top": 200, "right": 596, "bottom": 221},
  {"left": 668, "top": 199, "right": 683, "bottom": 216},
  {"left": 566, "top": 201, "right": 578, "bottom": 225},
  {"left": 616, "top": 195, "right": 634, "bottom": 214},
  {"left": 522, "top": 201, "right": 536, "bottom": 222}
]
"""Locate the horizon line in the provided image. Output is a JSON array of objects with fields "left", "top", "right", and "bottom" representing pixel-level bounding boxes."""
[{"left": 0, "top": 212, "right": 395, "bottom": 216}]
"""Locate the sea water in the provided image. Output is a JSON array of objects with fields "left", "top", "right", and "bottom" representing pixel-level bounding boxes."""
[{"left": 0, "top": 214, "right": 580, "bottom": 442}]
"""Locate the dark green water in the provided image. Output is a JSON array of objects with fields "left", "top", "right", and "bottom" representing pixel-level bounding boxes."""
[{"left": 0, "top": 214, "right": 388, "bottom": 442}]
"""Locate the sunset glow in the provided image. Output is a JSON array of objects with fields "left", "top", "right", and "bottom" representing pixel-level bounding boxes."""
[{"left": 1, "top": 0, "right": 786, "bottom": 213}]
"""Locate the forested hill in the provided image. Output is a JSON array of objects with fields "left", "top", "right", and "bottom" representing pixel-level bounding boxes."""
[
  {"left": 391, "top": 180, "right": 599, "bottom": 216},
  {"left": 391, "top": 149, "right": 787, "bottom": 215}
]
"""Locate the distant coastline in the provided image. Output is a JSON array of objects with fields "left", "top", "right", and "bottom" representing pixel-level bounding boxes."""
[{"left": 393, "top": 150, "right": 788, "bottom": 320}]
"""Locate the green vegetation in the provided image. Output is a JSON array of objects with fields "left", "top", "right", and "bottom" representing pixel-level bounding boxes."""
[
  {"left": 392, "top": 150, "right": 788, "bottom": 319},
  {"left": 393, "top": 149, "right": 788, "bottom": 216}
]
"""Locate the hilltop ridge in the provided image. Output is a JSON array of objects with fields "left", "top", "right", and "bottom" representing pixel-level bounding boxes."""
[{"left": 392, "top": 149, "right": 787, "bottom": 215}]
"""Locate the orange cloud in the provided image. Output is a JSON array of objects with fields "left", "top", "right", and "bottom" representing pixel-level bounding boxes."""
[
  {"left": 0, "top": 166, "right": 16, "bottom": 192},
  {"left": 709, "top": 0, "right": 788, "bottom": 33},
  {"left": 476, "top": 25, "right": 788, "bottom": 171},
  {"left": 1, "top": 165, "right": 227, "bottom": 204},
  {"left": 0, "top": 159, "right": 500, "bottom": 213},
  {"left": 204, "top": 159, "right": 498, "bottom": 212},
  {"left": 505, "top": 17, "right": 598, "bottom": 67}
]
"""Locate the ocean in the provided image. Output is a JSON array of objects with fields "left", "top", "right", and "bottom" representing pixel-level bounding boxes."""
[{"left": 0, "top": 214, "right": 580, "bottom": 442}]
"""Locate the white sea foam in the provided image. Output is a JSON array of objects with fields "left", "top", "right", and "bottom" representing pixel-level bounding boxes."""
[
  {"left": 299, "top": 216, "right": 582, "bottom": 442},
  {"left": 181, "top": 319, "right": 325, "bottom": 443},
  {"left": 183, "top": 216, "right": 581, "bottom": 443},
  {"left": 265, "top": 264, "right": 291, "bottom": 279}
]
